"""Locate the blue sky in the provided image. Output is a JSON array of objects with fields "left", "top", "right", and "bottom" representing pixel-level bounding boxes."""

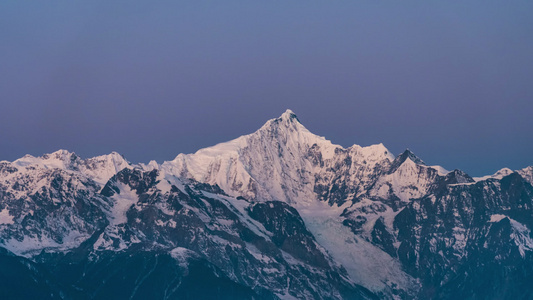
[{"left": 1, "top": 1, "right": 532, "bottom": 176}]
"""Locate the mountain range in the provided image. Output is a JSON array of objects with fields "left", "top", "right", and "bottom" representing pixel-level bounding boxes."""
[{"left": 1, "top": 109, "right": 532, "bottom": 299}]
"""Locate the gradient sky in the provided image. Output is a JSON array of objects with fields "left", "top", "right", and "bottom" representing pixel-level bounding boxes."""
[{"left": 1, "top": 1, "right": 532, "bottom": 176}]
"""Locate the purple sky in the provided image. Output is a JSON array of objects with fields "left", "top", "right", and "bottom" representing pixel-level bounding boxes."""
[{"left": 1, "top": 1, "right": 532, "bottom": 176}]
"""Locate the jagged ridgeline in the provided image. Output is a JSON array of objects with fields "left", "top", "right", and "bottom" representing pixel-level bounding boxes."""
[{"left": 0, "top": 110, "right": 532, "bottom": 299}]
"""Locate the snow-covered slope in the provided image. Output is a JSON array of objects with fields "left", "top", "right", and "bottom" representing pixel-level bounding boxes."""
[
  {"left": 169, "top": 110, "right": 340, "bottom": 204},
  {"left": 0, "top": 150, "right": 132, "bottom": 256},
  {"left": 9, "top": 149, "right": 131, "bottom": 185},
  {"left": 473, "top": 167, "right": 515, "bottom": 182}
]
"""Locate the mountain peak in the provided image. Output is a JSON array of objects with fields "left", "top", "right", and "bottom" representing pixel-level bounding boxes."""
[
  {"left": 398, "top": 149, "right": 425, "bottom": 165},
  {"left": 41, "top": 149, "right": 78, "bottom": 161},
  {"left": 48, "top": 149, "right": 74, "bottom": 156},
  {"left": 280, "top": 109, "right": 299, "bottom": 120},
  {"left": 256, "top": 109, "right": 308, "bottom": 138},
  {"left": 494, "top": 167, "right": 513, "bottom": 177},
  {"left": 388, "top": 149, "right": 425, "bottom": 173},
  {"left": 11, "top": 149, "right": 80, "bottom": 169},
  {"left": 275, "top": 109, "right": 301, "bottom": 125}
]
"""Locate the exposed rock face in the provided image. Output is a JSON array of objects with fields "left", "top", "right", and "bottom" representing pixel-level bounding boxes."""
[
  {"left": 0, "top": 110, "right": 532, "bottom": 299},
  {"left": 393, "top": 173, "right": 533, "bottom": 298}
]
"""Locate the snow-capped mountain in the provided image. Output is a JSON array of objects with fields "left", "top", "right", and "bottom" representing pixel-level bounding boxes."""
[
  {"left": 169, "top": 110, "right": 396, "bottom": 206},
  {"left": 1, "top": 110, "right": 532, "bottom": 299}
]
